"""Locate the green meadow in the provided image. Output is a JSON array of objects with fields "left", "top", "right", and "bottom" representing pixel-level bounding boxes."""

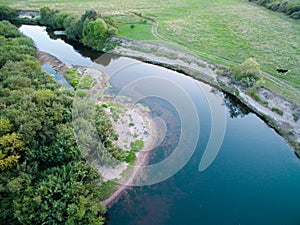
[{"left": 2, "top": 0, "right": 300, "bottom": 102}]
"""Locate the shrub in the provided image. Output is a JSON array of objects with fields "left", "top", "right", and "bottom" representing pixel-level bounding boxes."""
[
  {"left": 82, "top": 18, "right": 109, "bottom": 50},
  {"left": 272, "top": 107, "right": 284, "bottom": 116},
  {"left": 125, "top": 150, "right": 136, "bottom": 164},
  {"left": 130, "top": 140, "right": 144, "bottom": 151},
  {"left": 76, "top": 90, "right": 87, "bottom": 98},
  {"left": 0, "top": 6, "right": 16, "bottom": 21},
  {"left": 230, "top": 58, "right": 261, "bottom": 82},
  {"left": 254, "top": 95, "right": 261, "bottom": 102}
]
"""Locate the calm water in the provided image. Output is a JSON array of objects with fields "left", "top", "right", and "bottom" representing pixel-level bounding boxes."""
[{"left": 19, "top": 25, "right": 300, "bottom": 225}]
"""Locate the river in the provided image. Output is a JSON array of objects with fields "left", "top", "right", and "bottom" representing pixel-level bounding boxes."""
[{"left": 19, "top": 25, "right": 300, "bottom": 225}]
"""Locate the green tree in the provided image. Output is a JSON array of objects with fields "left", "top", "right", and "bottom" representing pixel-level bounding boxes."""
[
  {"left": 230, "top": 58, "right": 261, "bottom": 81},
  {"left": 82, "top": 18, "right": 109, "bottom": 50},
  {"left": 81, "top": 9, "right": 98, "bottom": 22},
  {"left": 13, "top": 162, "right": 105, "bottom": 225},
  {"left": 0, "top": 133, "right": 24, "bottom": 171},
  {"left": 63, "top": 15, "right": 82, "bottom": 40},
  {"left": 0, "top": 6, "right": 16, "bottom": 21},
  {"left": 0, "top": 20, "right": 20, "bottom": 38},
  {"left": 40, "top": 7, "right": 59, "bottom": 27},
  {"left": 0, "top": 20, "right": 110, "bottom": 225},
  {"left": 0, "top": 118, "right": 12, "bottom": 136}
]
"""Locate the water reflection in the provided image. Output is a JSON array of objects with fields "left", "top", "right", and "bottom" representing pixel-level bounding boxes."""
[
  {"left": 224, "top": 94, "right": 251, "bottom": 118},
  {"left": 46, "top": 28, "right": 104, "bottom": 61}
]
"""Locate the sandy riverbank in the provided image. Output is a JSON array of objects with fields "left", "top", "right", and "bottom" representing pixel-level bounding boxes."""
[
  {"left": 35, "top": 50, "right": 160, "bottom": 206},
  {"left": 97, "top": 99, "right": 161, "bottom": 207},
  {"left": 36, "top": 50, "right": 69, "bottom": 75}
]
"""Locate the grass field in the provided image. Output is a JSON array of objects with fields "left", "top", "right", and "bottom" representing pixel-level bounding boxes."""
[
  {"left": 2, "top": 0, "right": 299, "bottom": 102},
  {"left": 118, "top": 23, "right": 157, "bottom": 41}
]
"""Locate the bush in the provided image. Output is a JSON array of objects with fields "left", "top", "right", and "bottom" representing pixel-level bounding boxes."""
[
  {"left": 76, "top": 90, "right": 87, "bottom": 97},
  {"left": 0, "top": 20, "right": 21, "bottom": 38},
  {"left": 230, "top": 58, "right": 261, "bottom": 81},
  {"left": 125, "top": 150, "right": 136, "bottom": 164},
  {"left": 272, "top": 107, "right": 284, "bottom": 115},
  {"left": 0, "top": 6, "right": 17, "bottom": 21},
  {"left": 130, "top": 140, "right": 144, "bottom": 151},
  {"left": 82, "top": 18, "right": 109, "bottom": 50}
]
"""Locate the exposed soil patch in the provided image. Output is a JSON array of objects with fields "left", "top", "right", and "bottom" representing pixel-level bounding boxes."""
[{"left": 36, "top": 50, "right": 69, "bottom": 75}]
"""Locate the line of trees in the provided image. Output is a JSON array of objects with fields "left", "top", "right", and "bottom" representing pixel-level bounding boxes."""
[
  {"left": 39, "top": 7, "right": 118, "bottom": 50},
  {"left": 0, "top": 21, "right": 106, "bottom": 224},
  {"left": 0, "top": 6, "right": 119, "bottom": 50},
  {"left": 249, "top": 0, "right": 300, "bottom": 19}
]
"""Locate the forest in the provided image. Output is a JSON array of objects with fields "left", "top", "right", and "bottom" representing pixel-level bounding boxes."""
[
  {"left": 0, "top": 20, "right": 110, "bottom": 224},
  {"left": 39, "top": 7, "right": 118, "bottom": 50}
]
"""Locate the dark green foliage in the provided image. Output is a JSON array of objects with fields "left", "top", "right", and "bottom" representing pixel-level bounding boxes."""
[
  {"left": 40, "top": 7, "right": 82, "bottom": 40},
  {"left": 272, "top": 107, "right": 284, "bottom": 115},
  {"left": 249, "top": 0, "right": 300, "bottom": 19},
  {"left": 54, "top": 12, "right": 69, "bottom": 30},
  {"left": 39, "top": 6, "right": 59, "bottom": 28},
  {"left": 12, "top": 162, "right": 105, "bottom": 225},
  {"left": 125, "top": 150, "right": 136, "bottom": 164},
  {"left": 1, "top": 162, "right": 105, "bottom": 225},
  {"left": 0, "top": 21, "right": 106, "bottom": 224},
  {"left": 94, "top": 106, "right": 127, "bottom": 161},
  {"left": 64, "top": 15, "right": 82, "bottom": 40},
  {"left": 0, "top": 20, "right": 20, "bottom": 38},
  {"left": 82, "top": 18, "right": 109, "bottom": 50},
  {"left": 0, "top": 6, "right": 17, "bottom": 21},
  {"left": 81, "top": 9, "right": 97, "bottom": 22},
  {"left": 39, "top": 7, "right": 116, "bottom": 50}
]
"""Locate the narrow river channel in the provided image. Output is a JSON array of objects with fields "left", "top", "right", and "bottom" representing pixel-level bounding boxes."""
[{"left": 19, "top": 25, "right": 300, "bottom": 225}]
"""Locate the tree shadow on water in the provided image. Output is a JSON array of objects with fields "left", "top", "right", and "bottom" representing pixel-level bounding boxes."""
[{"left": 224, "top": 94, "right": 251, "bottom": 119}]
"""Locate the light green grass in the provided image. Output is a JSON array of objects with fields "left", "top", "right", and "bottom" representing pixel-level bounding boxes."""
[
  {"left": 130, "top": 140, "right": 144, "bottom": 151},
  {"left": 118, "top": 23, "right": 156, "bottom": 41},
  {"left": 2, "top": 0, "right": 300, "bottom": 103}
]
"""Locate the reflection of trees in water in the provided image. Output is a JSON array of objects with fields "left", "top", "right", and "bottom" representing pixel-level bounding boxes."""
[
  {"left": 46, "top": 28, "right": 118, "bottom": 63},
  {"left": 94, "top": 53, "right": 120, "bottom": 66},
  {"left": 224, "top": 94, "right": 251, "bottom": 118}
]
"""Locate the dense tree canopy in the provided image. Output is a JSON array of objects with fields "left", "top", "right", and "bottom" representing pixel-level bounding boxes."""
[
  {"left": 0, "top": 21, "right": 106, "bottom": 224},
  {"left": 39, "top": 7, "right": 117, "bottom": 48},
  {"left": 0, "top": 6, "right": 17, "bottom": 21},
  {"left": 82, "top": 18, "right": 109, "bottom": 50}
]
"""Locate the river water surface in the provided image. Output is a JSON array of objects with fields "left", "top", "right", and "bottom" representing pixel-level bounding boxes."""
[{"left": 19, "top": 25, "right": 300, "bottom": 225}]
